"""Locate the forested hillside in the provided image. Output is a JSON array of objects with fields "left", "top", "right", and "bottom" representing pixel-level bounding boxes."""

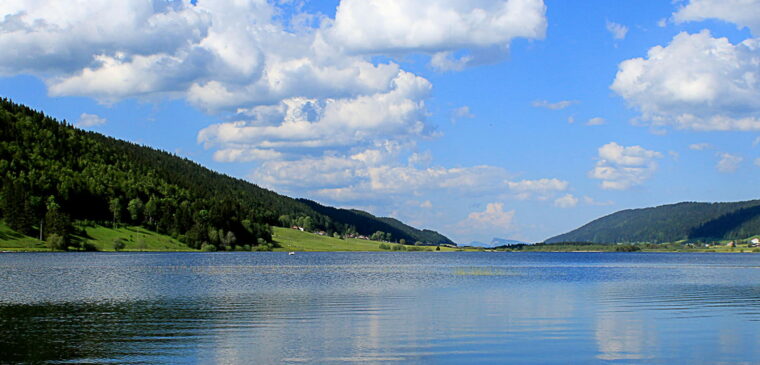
[
  {"left": 0, "top": 98, "right": 453, "bottom": 250},
  {"left": 545, "top": 200, "right": 760, "bottom": 244},
  {"left": 298, "top": 200, "right": 452, "bottom": 245}
]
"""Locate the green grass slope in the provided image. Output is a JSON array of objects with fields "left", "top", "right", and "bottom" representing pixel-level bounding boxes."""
[
  {"left": 0, "top": 221, "right": 47, "bottom": 251},
  {"left": 272, "top": 227, "right": 455, "bottom": 252},
  {"left": 78, "top": 225, "right": 194, "bottom": 251},
  {"left": 0, "top": 220, "right": 193, "bottom": 251},
  {"left": 1, "top": 223, "right": 457, "bottom": 252}
]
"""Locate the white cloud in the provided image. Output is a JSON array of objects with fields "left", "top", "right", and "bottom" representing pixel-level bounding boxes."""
[
  {"left": 567, "top": 116, "right": 575, "bottom": 124},
  {"left": 716, "top": 152, "right": 743, "bottom": 173},
  {"left": 606, "top": 21, "right": 628, "bottom": 40},
  {"left": 408, "top": 151, "right": 433, "bottom": 167},
  {"left": 586, "top": 117, "right": 606, "bottom": 126},
  {"left": 506, "top": 178, "right": 568, "bottom": 200},
  {"left": 657, "top": 18, "right": 668, "bottom": 28},
  {"left": 589, "top": 142, "right": 663, "bottom": 190},
  {"left": 457, "top": 203, "right": 516, "bottom": 231},
  {"left": 76, "top": 113, "right": 106, "bottom": 127},
  {"left": 531, "top": 99, "right": 577, "bottom": 110},
  {"left": 254, "top": 155, "right": 365, "bottom": 189},
  {"left": 754, "top": 136, "right": 760, "bottom": 146},
  {"left": 430, "top": 51, "right": 474, "bottom": 72},
  {"left": 420, "top": 200, "right": 433, "bottom": 209},
  {"left": 755, "top": 157, "right": 760, "bottom": 167},
  {"left": 451, "top": 105, "right": 474, "bottom": 123},
  {"left": 583, "top": 196, "right": 614, "bottom": 206},
  {"left": 328, "top": 0, "right": 547, "bottom": 70},
  {"left": 249, "top": 149, "right": 512, "bottom": 200},
  {"left": 198, "top": 71, "right": 432, "bottom": 151},
  {"left": 213, "top": 148, "right": 283, "bottom": 162},
  {"left": 0, "top": 0, "right": 211, "bottom": 76},
  {"left": 1, "top": 0, "right": 546, "bottom": 113},
  {"left": 689, "top": 143, "right": 714, "bottom": 150},
  {"left": 612, "top": 30, "right": 760, "bottom": 131},
  {"left": 674, "top": 0, "right": 760, "bottom": 35},
  {"left": 554, "top": 194, "right": 578, "bottom": 208}
]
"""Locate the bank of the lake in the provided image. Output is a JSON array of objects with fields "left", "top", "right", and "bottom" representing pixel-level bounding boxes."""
[
  {"left": 4, "top": 220, "right": 759, "bottom": 253},
  {"left": 0, "top": 223, "right": 457, "bottom": 252}
]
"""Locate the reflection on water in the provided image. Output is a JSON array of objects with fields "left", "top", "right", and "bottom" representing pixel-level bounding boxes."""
[{"left": 1, "top": 252, "right": 760, "bottom": 363}]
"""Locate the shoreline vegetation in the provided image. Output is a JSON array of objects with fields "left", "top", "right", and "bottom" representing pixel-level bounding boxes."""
[{"left": 2, "top": 220, "right": 758, "bottom": 253}]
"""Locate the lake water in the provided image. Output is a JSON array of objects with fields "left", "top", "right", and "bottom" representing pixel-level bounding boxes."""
[{"left": 1, "top": 252, "right": 759, "bottom": 364}]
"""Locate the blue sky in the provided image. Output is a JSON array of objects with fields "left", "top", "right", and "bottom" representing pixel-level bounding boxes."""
[{"left": 1, "top": 0, "right": 760, "bottom": 243}]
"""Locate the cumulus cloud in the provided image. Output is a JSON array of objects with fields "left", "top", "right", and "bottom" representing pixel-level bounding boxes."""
[
  {"left": 0, "top": 0, "right": 211, "bottom": 76},
  {"left": 531, "top": 99, "right": 578, "bottom": 110},
  {"left": 253, "top": 154, "right": 512, "bottom": 200},
  {"left": 583, "top": 196, "right": 614, "bottom": 206},
  {"left": 457, "top": 203, "right": 516, "bottom": 231},
  {"left": 716, "top": 152, "right": 743, "bottom": 172},
  {"left": 589, "top": 142, "right": 663, "bottom": 190},
  {"left": 506, "top": 178, "right": 568, "bottom": 200},
  {"left": 451, "top": 106, "right": 474, "bottom": 123},
  {"left": 76, "top": 113, "right": 106, "bottom": 127},
  {"left": 674, "top": 0, "right": 760, "bottom": 35},
  {"left": 328, "top": 0, "right": 547, "bottom": 69},
  {"left": 689, "top": 143, "right": 714, "bottom": 151},
  {"left": 408, "top": 151, "right": 433, "bottom": 167},
  {"left": 606, "top": 21, "right": 628, "bottom": 40},
  {"left": 213, "top": 148, "right": 283, "bottom": 162},
  {"left": 554, "top": 194, "right": 578, "bottom": 208},
  {"left": 1, "top": 0, "right": 546, "bottom": 111},
  {"left": 612, "top": 30, "right": 760, "bottom": 131},
  {"left": 198, "top": 71, "right": 432, "bottom": 150},
  {"left": 586, "top": 117, "right": 606, "bottom": 126}
]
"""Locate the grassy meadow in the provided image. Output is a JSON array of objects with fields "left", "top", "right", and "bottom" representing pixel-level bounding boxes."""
[
  {"left": 272, "top": 227, "right": 456, "bottom": 252},
  {"left": 0, "top": 221, "right": 193, "bottom": 252}
]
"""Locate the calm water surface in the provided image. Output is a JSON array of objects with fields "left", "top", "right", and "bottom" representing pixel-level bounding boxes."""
[{"left": 1, "top": 252, "right": 759, "bottom": 364}]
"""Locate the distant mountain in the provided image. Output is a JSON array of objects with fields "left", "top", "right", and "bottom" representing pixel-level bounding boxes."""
[
  {"left": 468, "top": 238, "right": 529, "bottom": 247},
  {"left": 0, "top": 98, "right": 453, "bottom": 249},
  {"left": 545, "top": 200, "right": 760, "bottom": 244},
  {"left": 491, "top": 238, "right": 530, "bottom": 246},
  {"left": 466, "top": 241, "right": 489, "bottom": 247}
]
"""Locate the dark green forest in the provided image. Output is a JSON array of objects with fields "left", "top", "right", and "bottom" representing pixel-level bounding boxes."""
[
  {"left": 0, "top": 98, "right": 453, "bottom": 250},
  {"left": 545, "top": 200, "right": 760, "bottom": 244}
]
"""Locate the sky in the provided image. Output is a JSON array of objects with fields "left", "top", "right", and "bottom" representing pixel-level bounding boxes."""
[{"left": 1, "top": 0, "right": 760, "bottom": 244}]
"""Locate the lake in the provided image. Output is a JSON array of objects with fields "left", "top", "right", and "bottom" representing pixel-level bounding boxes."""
[{"left": 1, "top": 252, "right": 759, "bottom": 364}]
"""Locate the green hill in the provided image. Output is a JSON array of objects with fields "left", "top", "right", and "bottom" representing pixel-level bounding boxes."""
[
  {"left": 0, "top": 98, "right": 452, "bottom": 251},
  {"left": 298, "top": 200, "right": 453, "bottom": 245},
  {"left": 545, "top": 200, "right": 760, "bottom": 244}
]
